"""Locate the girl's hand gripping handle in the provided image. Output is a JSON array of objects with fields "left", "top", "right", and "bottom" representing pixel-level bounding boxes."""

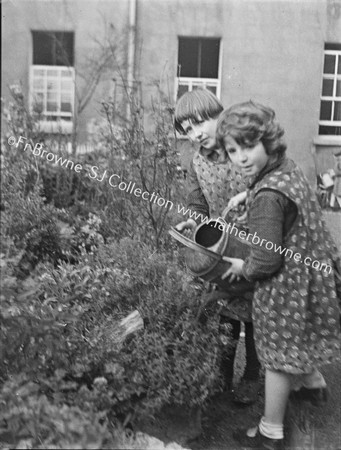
[
  {"left": 175, "top": 219, "right": 196, "bottom": 239},
  {"left": 222, "top": 190, "right": 248, "bottom": 221}
]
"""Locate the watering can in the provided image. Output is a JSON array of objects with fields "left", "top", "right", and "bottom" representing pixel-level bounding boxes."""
[{"left": 169, "top": 207, "right": 254, "bottom": 294}]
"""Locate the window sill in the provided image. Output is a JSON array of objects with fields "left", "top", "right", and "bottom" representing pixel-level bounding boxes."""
[
  {"left": 313, "top": 136, "right": 341, "bottom": 146},
  {"left": 38, "top": 120, "right": 73, "bottom": 134}
]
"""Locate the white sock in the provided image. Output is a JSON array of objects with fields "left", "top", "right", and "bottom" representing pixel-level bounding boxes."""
[{"left": 259, "top": 417, "right": 284, "bottom": 440}]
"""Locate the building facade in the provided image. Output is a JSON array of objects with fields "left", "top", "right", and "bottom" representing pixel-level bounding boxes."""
[{"left": 2, "top": 0, "right": 341, "bottom": 183}]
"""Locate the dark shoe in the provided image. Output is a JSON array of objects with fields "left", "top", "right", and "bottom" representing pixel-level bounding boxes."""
[
  {"left": 290, "top": 386, "right": 328, "bottom": 407},
  {"left": 233, "top": 426, "right": 284, "bottom": 450},
  {"left": 232, "top": 378, "right": 262, "bottom": 405}
]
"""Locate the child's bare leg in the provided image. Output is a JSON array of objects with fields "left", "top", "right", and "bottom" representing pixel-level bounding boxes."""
[
  {"left": 233, "top": 368, "right": 289, "bottom": 445},
  {"left": 245, "top": 369, "right": 291, "bottom": 440},
  {"left": 244, "top": 369, "right": 290, "bottom": 439},
  {"left": 264, "top": 369, "right": 291, "bottom": 424}
]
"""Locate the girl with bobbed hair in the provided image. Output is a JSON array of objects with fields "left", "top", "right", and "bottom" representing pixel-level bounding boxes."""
[
  {"left": 174, "top": 91, "right": 262, "bottom": 406},
  {"left": 217, "top": 101, "right": 341, "bottom": 449}
]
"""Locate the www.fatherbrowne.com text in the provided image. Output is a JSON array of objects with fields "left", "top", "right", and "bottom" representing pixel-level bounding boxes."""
[{"left": 177, "top": 204, "right": 333, "bottom": 274}]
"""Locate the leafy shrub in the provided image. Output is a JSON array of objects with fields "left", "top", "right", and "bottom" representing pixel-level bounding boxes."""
[
  {"left": 1, "top": 81, "right": 225, "bottom": 448},
  {"left": 0, "top": 374, "right": 116, "bottom": 449},
  {"left": 1, "top": 238, "right": 223, "bottom": 427},
  {"left": 1, "top": 176, "right": 61, "bottom": 281}
]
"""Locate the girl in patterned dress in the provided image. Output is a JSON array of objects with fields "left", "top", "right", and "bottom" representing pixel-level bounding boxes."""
[
  {"left": 174, "top": 90, "right": 261, "bottom": 404},
  {"left": 216, "top": 101, "right": 341, "bottom": 449}
]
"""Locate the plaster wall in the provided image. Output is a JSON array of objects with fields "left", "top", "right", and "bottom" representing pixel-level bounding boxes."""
[
  {"left": 136, "top": 0, "right": 341, "bottom": 183},
  {"left": 2, "top": 0, "right": 129, "bottom": 143},
  {"left": 2, "top": 0, "right": 341, "bottom": 181}
]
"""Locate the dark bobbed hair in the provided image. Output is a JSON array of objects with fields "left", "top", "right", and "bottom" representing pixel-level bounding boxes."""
[
  {"left": 174, "top": 89, "right": 223, "bottom": 134},
  {"left": 216, "top": 101, "right": 287, "bottom": 156}
]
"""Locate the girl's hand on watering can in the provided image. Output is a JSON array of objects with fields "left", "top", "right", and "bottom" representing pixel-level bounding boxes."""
[
  {"left": 175, "top": 219, "right": 196, "bottom": 239},
  {"left": 221, "top": 256, "right": 245, "bottom": 282},
  {"left": 227, "top": 191, "right": 247, "bottom": 210},
  {"left": 236, "top": 211, "right": 247, "bottom": 225}
]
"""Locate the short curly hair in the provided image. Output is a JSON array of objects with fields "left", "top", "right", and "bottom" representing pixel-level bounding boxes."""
[
  {"left": 174, "top": 89, "right": 223, "bottom": 135},
  {"left": 216, "top": 101, "right": 287, "bottom": 156}
]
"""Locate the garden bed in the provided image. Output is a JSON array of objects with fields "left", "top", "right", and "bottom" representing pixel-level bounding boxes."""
[{"left": 1, "top": 87, "right": 340, "bottom": 450}]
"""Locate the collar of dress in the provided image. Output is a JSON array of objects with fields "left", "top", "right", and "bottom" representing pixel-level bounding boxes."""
[
  {"left": 248, "top": 155, "right": 287, "bottom": 189},
  {"left": 198, "top": 146, "right": 229, "bottom": 164}
]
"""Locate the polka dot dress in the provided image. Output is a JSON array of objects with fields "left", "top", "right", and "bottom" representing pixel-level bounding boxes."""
[
  {"left": 193, "top": 151, "right": 247, "bottom": 220},
  {"left": 193, "top": 151, "right": 252, "bottom": 321},
  {"left": 248, "top": 158, "right": 341, "bottom": 374}
]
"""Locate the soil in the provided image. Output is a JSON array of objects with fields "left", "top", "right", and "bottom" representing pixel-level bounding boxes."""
[
  {"left": 190, "top": 363, "right": 341, "bottom": 450},
  {"left": 138, "top": 340, "right": 341, "bottom": 450}
]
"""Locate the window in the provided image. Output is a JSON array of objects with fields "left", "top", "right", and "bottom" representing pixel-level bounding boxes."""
[
  {"left": 176, "top": 37, "right": 221, "bottom": 100},
  {"left": 30, "top": 31, "right": 75, "bottom": 133},
  {"left": 319, "top": 43, "right": 341, "bottom": 136}
]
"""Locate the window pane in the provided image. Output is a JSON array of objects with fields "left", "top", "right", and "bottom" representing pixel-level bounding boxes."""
[
  {"left": 61, "top": 69, "right": 73, "bottom": 78},
  {"left": 61, "top": 79, "right": 73, "bottom": 90},
  {"left": 61, "top": 93, "right": 72, "bottom": 112},
  {"left": 320, "top": 100, "right": 332, "bottom": 120},
  {"left": 322, "top": 78, "right": 334, "bottom": 96},
  {"left": 61, "top": 103, "right": 72, "bottom": 113},
  {"left": 206, "top": 85, "right": 217, "bottom": 95},
  {"left": 333, "top": 101, "right": 341, "bottom": 121},
  {"left": 325, "top": 43, "right": 341, "bottom": 51},
  {"left": 178, "top": 37, "right": 220, "bottom": 79},
  {"left": 177, "top": 84, "right": 189, "bottom": 99},
  {"left": 32, "top": 93, "right": 44, "bottom": 113},
  {"left": 47, "top": 92, "right": 58, "bottom": 112},
  {"left": 200, "top": 39, "right": 220, "bottom": 78},
  {"left": 324, "top": 54, "right": 336, "bottom": 74},
  {"left": 336, "top": 80, "right": 341, "bottom": 97},
  {"left": 47, "top": 79, "right": 59, "bottom": 91},
  {"left": 319, "top": 125, "right": 341, "bottom": 135},
  {"left": 33, "top": 78, "right": 44, "bottom": 90},
  {"left": 47, "top": 69, "right": 58, "bottom": 77},
  {"left": 55, "top": 33, "right": 74, "bottom": 66},
  {"left": 33, "top": 32, "right": 54, "bottom": 65},
  {"left": 178, "top": 38, "right": 199, "bottom": 77},
  {"left": 338, "top": 55, "right": 341, "bottom": 75},
  {"left": 32, "top": 31, "right": 74, "bottom": 66},
  {"left": 33, "top": 68, "right": 45, "bottom": 76}
]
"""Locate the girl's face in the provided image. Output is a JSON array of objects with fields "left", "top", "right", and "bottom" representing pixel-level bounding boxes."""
[
  {"left": 181, "top": 116, "right": 218, "bottom": 150},
  {"left": 223, "top": 136, "right": 269, "bottom": 176}
]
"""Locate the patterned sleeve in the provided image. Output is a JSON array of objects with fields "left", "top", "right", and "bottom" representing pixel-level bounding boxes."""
[
  {"left": 242, "top": 189, "right": 297, "bottom": 282},
  {"left": 186, "top": 158, "right": 210, "bottom": 222}
]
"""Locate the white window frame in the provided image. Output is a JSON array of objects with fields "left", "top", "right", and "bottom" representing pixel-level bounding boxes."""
[
  {"left": 175, "top": 77, "right": 221, "bottom": 99},
  {"left": 319, "top": 48, "right": 341, "bottom": 134},
  {"left": 175, "top": 38, "right": 222, "bottom": 100},
  {"left": 29, "top": 65, "right": 75, "bottom": 134}
]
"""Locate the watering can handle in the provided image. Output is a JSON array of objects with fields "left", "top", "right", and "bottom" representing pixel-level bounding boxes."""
[
  {"left": 222, "top": 205, "right": 233, "bottom": 221},
  {"left": 168, "top": 228, "right": 222, "bottom": 261}
]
